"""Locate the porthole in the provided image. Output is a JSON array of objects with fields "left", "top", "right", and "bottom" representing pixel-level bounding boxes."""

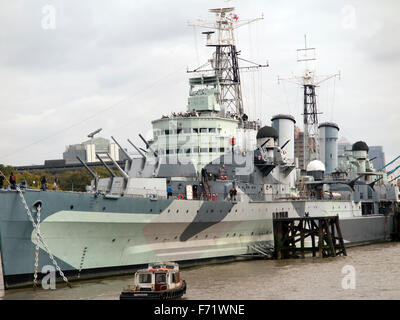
[
  {"left": 70, "top": 205, "right": 74, "bottom": 210},
  {"left": 32, "top": 201, "right": 43, "bottom": 213},
  {"left": 102, "top": 207, "right": 106, "bottom": 211},
  {"left": 112, "top": 239, "right": 116, "bottom": 243}
]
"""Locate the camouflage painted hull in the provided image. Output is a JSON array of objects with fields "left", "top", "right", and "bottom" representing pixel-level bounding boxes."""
[{"left": 0, "top": 189, "right": 393, "bottom": 288}]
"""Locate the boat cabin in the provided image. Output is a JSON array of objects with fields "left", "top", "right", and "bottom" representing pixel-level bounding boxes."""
[{"left": 134, "top": 262, "right": 182, "bottom": 292}]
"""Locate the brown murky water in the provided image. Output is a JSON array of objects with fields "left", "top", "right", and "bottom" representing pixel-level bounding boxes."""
[{"left": 2, "top": 242, "right": 400, "bottom": 300}]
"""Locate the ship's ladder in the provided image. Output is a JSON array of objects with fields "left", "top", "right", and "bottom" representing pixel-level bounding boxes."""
[
  {"left": 247, "top": 243, "right": 274, "bottom": 257},
  {"left": 0, "top": 169, "right": 72, "bottom": 288},
  {"left": 201, "top": 173, "right": 211, "bottom": 197}
]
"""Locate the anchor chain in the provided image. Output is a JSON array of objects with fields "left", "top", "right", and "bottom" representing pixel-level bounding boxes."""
[
  {"left": 33, "top": 204, "right": 41, "bottom": 288},
  {"left": 0, "top": 170, "right": 72, "bottom": 288}
]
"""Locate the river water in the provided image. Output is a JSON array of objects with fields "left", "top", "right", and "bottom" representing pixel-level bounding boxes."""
[{"left": 2, "top": 242, "right": 400, "bottom": 300}]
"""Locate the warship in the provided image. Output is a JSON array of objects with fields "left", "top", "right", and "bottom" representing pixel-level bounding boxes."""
[{"left": 0, "top": 7, "right": 399, "bottom": 289}]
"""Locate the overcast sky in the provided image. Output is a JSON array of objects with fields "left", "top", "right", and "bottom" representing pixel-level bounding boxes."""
[{"left": 0, "top": 0, "right": 399, "bottom": 166}]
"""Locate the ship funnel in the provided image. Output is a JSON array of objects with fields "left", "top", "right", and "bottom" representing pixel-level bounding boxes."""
[{"left": 318, "top": 122, "right": 339, "bottom": 174}]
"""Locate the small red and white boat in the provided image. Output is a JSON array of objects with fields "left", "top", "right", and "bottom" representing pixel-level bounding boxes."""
[{"left": 119, "top": 262, "right": 186, "bottom": 300}]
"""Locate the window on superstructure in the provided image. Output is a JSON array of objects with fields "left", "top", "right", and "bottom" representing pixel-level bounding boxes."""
[
  {"left": 193, "top": 128, "right": 199, "bottom": 133},
  {"left": 177, "top": 129, "right": 182, "bottom": 134},
  {"left": 209, "top": 148, "right": 218, "bottom": 153},
  {"left": 156, "top": 273, "right": 166, "bottom": 284},
  {"left": 139, "top": 273, "right": 152, "bottom": 283},
  {"left": 183, "top": 128, "right": 191, "bottom": 134},
  {"left": 192, "top": 147, "right": 199, "bottom": 153},
  {"left": 219, "top": 147, "right": 225, "bottom": 152},
  {"left": 165, "top": 130, "right": 171, "bottom": 135},
  {"left": 209, "top": 128, "right": 216, "bottom": 133},
  {"left": 185, "top": 149, "right": 191, "bottom": 154},
  {"left": 200, "top": 148, "right": 208, "bottom": 153},
  {"left": 200, "top": 128, "right": 208, "bottom": 133}
]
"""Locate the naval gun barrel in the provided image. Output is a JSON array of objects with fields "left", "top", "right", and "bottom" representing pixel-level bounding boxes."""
[
  {"left": 111, "top": 136, "right": 132, "bottom": 161},
  {"left": 105, "top": 152, "right": 129, "bottom": 180},
  {"left": 76, "top": 156, "right": 98, "bottom": 188},
  {"left": 139, "top": 134, "right": 158, "bottom": 158},
  {"left": 347, "top": 174, "right": 364, "bottom": 191},
  {"left": 369, "top": 176, "right": 383, "bottom": 188},
  {"left": 127, "top": 139, "right": 146, "bottom": 158},
  {"left": 95, "top": 153, "right": 116, "bottom": 177},
  {"left": 280, "top": 139, "right": 291, "bottom": 150},
  {"left": 260, "top": 138, "right": 270, "bottom": 149}
]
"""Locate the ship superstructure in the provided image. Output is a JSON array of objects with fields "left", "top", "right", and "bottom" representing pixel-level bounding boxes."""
[
  {"left": 149, "top": 8, "right": 266, "bottom": 173},
  {"left": 0, "top": 7, "right": 399, "bottom": 290}
]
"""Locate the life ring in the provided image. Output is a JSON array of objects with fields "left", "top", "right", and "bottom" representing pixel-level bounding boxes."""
[{"left": 177, "top": 194, "right": 184, "bottom": 200}]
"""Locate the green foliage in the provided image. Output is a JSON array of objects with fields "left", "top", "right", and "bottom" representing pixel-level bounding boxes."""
[{"left": 0, "top": 163, "right": 121, "bottom": 192}]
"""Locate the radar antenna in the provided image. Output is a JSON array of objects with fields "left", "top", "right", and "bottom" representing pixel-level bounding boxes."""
[
  {"left": 278, "top": 35, "right": 340, "bottom": 169},
  {"left": 188, "top": 7, "right": 267, "bottom": 117},
  {"left": 87, "top": 128, "right": 102, "bottom": 139}
]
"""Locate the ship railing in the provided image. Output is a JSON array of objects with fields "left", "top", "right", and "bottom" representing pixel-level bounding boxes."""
[{"left": 238, "top": 121, "right": 259, "bottom": 130}]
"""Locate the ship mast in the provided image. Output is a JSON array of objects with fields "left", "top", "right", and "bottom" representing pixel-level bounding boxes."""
[
  {"left": 279, "top": 35, "right": 340, "bottom": 169},
  {"left": 188, "top": 7, "right": 266, "bottom": 118}
]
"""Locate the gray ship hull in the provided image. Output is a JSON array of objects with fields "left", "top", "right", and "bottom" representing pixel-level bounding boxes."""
[{"left": 0, "top": 189, "right": 394, "bottom": 288}]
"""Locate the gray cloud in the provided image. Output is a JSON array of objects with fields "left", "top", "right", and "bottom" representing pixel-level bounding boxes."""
[{"left": 0, "top": 0, "right": 399, "bottom": 166}]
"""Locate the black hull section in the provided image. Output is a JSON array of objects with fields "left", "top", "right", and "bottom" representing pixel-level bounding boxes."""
[{"left": 120, "top": 281, "right": 187, "bottom": 300}]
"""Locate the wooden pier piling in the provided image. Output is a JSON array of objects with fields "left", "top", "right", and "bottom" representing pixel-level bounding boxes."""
[{"left": 273, "top": 216, "right": 346, "bottom": 259}]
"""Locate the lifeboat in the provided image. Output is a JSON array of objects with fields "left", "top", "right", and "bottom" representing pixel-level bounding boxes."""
[{"left": 119, "top": 262, "right": 186, "bottom": 300}]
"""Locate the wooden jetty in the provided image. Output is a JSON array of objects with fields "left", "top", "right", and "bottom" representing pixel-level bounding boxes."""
[{"left": 273, "top": 216, "right": 346, "bottom": 259}]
